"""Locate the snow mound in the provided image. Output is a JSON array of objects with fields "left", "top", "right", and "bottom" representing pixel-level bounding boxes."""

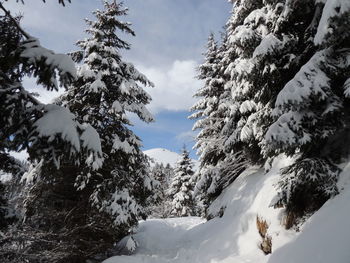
[
  {"left": 144, "top": 148, "right": 197, "bottom": 168},
  {"left": 268, "top": 161, "right": 350, "bottom": 263},
  {"left": 104, "top": 155, "right": 350, "bottom": 263},
  {"left": 104, "top": 217, "right": 205, "bottom": 263}
]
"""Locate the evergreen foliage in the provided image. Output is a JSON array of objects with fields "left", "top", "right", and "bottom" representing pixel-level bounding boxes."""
[
  {"left": 148, "top": 163, "right": 174, "bottom": 218},
  {"left": 0, "top": 2, "right": 104, "bottom": 261},
  {"left": 168, "top": 148, "right": 196, "bottom": 217},
  {"left": 14, "top": 1, "right": 157, "bottom": 261},
  {"left": 61, "top": 0, "right": 155, "bottom": 228},
  {"left": 0, "top": 182, "right": 8, "bottom": 229},
  {"left": 265, "top": 0, "right": 350, "bottom": 217},
  {"left": 0, "top": 153, "right": 26, "bottom": 229},
  {"left": 191, "top": 31, "right": 251, "bottom": 215},
  {"left": 192, "top": 0, "right": 350, "bottom": 223},
  {"left": 0, "top": 3, "right": 102, "bottom": 169}
]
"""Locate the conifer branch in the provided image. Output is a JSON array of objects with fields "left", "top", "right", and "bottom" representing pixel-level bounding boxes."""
[{"left": 0, "top": 2, "right": 31, "bottom": 39}]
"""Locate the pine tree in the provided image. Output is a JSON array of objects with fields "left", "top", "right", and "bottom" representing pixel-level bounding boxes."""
[
  {"left": 61, "top": 0, "right": 155, "bottom": 227},
  {"left": 190, "top": 33, "right": 224, "bottom": 173},
  {"left": 193, "top": 0, "right": 350, "bottom": 224},
  {"left": 0, "top": 3, "right": 104, "bottom": 262},
  {"left": 168, "top": 148, "right": 195, "bottom": 217},
  {"left": 190, "top": 33, "right": 229, "bottom": 211},
  {"left": 191, "top": 29, "right": 251, "bottom": 216},
  {"left": 26, "top": 1, "right": 155, "bottom": 260},
  {"left": 0, "top": 3, "right": 102, "bottom": 168},
  {"left": 218, "top": 0, "right": 350, "bottom": 224},
  {"left": 264, "top": 0, "right": 350, "bottom": 224},
  {"left": 148, "top": 163, "right": 174, "bottom": 218}
]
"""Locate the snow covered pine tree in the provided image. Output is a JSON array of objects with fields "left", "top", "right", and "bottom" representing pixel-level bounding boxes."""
[
  {"left": 168, "top": 148, "right": 196, "bottom": 217},
  {"left": 0, "top": 1, "right": 105, "bottom": 262},
  {"left": 58, "top": 1, "right": 156, "bottom": 260},
  {"left": 190, "top": 34, "right": 226, "bottom": 210},
  {"left": 191, "top": 31, "right": 250, "bottom": 217},
  {"left": 265, "top": 0, "right": 350, "bottom": 227},
  {"left": 192, "top": 0, "right": 349, "bottom": 227},
  {"left": 148, "top": 163, "right": 174, "bottom": 218}
]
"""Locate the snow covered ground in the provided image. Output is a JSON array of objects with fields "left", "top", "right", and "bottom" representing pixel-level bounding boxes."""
[{"left": 104, "top": 156, "right": 350, "bottom": 263}]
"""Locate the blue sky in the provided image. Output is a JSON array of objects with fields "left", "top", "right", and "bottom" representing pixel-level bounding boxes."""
[{"left": 5, "top": 0, "right": 231, "bottom": 158}]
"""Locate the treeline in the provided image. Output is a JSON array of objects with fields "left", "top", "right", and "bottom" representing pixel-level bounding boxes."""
[{"left": 191, "top": 0, "right": 350, "bottom": 227}]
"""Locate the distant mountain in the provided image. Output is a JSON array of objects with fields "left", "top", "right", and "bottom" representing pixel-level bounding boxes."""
[{"left": 144, "top": 148, "right": 198, "bottom": 169}]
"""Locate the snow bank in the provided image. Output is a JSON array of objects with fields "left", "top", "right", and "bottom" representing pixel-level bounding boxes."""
[
  {"left": 267, "top": 162, "right": 350, "bottom": 263},
  {"left": 104, "top": 156, "right": 350, "bottom": 263}
]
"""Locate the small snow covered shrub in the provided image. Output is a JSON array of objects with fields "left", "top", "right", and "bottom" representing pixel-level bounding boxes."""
[
  {"left": 256, "top": 216, "right": 272, "bottom": 255},
  {"left": 273, "top": 158, "right": 339, "bottom": 228}
]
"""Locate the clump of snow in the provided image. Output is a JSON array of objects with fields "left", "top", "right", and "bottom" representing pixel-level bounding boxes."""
[
  {"left": 0, "top": 171, "right": 12, "bottom": 183},
  {"left": 314, "top": 0, "right": 350, "bottom": 45},
  {"left": 21, "top": 159, "right": 44, "bottom": 184},
  {"left": 33, "top": 104, "right": 103, "bottom": 169},
  {"left": 20, "top": 37, "right": 76, "bottom": 87},
  {"left": 34, "top": 104, "right": 81, "bottom": 151},
  {"left": 253, "top": 34, "right": 282, "bottom": 58},
  {"left": 80, "top": 123, "right": 102, "bottom": 154},
  {"left": 275, "top": 50, "right": 329, "bottom": 107},
  {"left": 126, "top": 236, "right": 137, "bottom": 253},
  {"left": 239, "top": 100, "right": 257, "bottom": 114},
  {"left": 112, "top": 136, "right": 134, "bottom": 154},
  {"left": 9, "top": 150, "right": 29, "bottom": 162},
  {"left": 89, "top": 77, "right": 106, "bottom": 93},
  {"left": 80, "top": 123, "right": 103, "bottom": 170}
]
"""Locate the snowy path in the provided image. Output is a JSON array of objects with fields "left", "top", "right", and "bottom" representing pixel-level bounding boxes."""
[
  {"left": 103, "top": 163, "right": 287, "bottom": 263},
  {"left": 103, "top": 217, "right": 205, "bottom": 263},
  {"left": 104, "top": 158, "right": 350, "bottom": 263}
]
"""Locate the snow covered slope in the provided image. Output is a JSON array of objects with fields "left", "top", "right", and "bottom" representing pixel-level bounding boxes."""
[
  {"left": 104, "top": 155, "right": 350, "bottom": 263},
  {"left": 144, "top": 148, "right": 198, "bottom": 168},
  {"left": 144, "top": 148, "right": 181, "bottom": 167}
]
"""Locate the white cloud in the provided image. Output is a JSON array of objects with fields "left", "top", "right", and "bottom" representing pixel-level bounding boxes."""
[
  {"left": 21, "top": 59, "right": 202, "bottom": 113},
  {"left": 138, "top": 60, "right": 202, "bottom": 113},
  {"left": 5, "top": 2, "right": 207, "bottom": 114},
  {"left": 5, "top": 1, "right": 97, "bottom": 53}
]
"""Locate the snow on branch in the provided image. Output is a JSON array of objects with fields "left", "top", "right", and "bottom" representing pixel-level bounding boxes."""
[
  {"left": 20, "top": 38, "right": 77, "bottom": 90},
  {"left": 32, "top": 104, "right": 103, "bottom": 169},
  {"left": 314, "top": 0, "right": 350, "bottom": 45}
]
